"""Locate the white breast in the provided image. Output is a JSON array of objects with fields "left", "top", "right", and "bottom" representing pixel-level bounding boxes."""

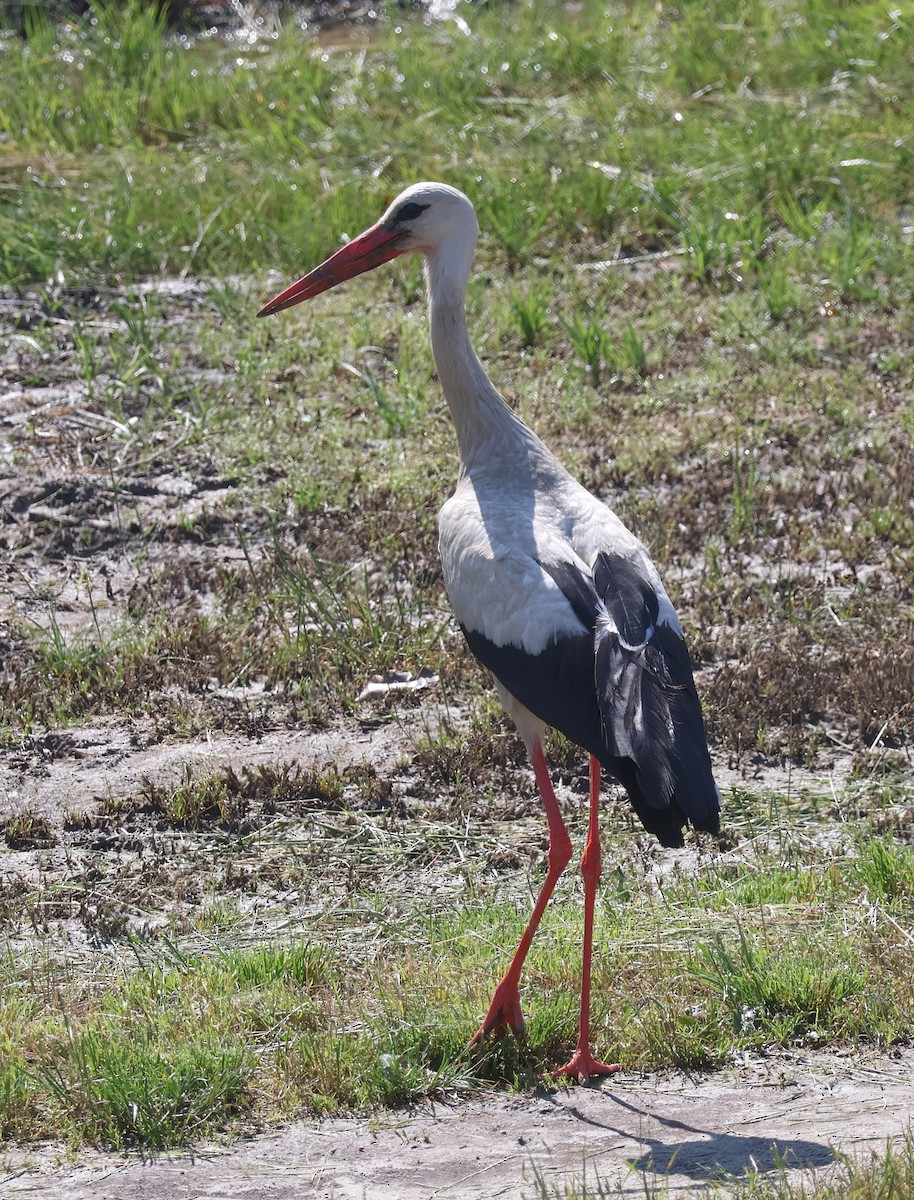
[
  {"left": 438, "top": 486, "right": 586, "bottom": 653},
  {"left": 438, "top": 464, "right": 675, "bottom": 655}
]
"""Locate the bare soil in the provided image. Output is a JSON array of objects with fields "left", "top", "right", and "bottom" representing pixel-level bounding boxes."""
[
  {"left": 4, "top": 1049, "right": 914, "bottom": 1198},
  {"left": 0, "top": 703, "right": 842, "bottom": 960}
]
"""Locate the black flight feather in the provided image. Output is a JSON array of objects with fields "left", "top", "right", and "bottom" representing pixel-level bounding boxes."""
[{"left": 460, "top": 551, "right": 719, "bottom": 847}]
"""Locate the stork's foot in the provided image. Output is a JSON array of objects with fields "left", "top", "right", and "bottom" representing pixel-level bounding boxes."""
[
  {"left": 469, "top": 979, "right": 526, "bottom": 1046},
  {"left": 548, "top": 1048, "right": 621, "bottom": 1085}
]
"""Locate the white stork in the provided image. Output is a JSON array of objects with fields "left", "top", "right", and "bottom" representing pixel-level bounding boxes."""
[{"left": 258, "top": 182, "right": 720, "bottom": 1083}]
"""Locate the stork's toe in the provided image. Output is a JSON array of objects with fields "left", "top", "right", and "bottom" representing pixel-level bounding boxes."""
[
  {"left": 548, "top": 1048, "right": 621, "bottom": 1084},
  {"left": 469, "top": 979, "right": 526, "bottom": 1046}
]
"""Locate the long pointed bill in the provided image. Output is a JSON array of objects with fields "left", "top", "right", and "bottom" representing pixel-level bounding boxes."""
[{"left": 257, "top": 222, "right": 408, "bottom": 317}]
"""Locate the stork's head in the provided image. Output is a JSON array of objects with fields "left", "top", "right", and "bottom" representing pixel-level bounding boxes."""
[{"left": 257, "top": 181, "right": 479, "bottom": 318}]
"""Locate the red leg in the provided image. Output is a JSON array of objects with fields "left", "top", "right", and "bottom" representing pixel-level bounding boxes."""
[
  {"left": 550, "top": 756, "right": 620, "bottom": 1083},
  {"left": 470, "top": 736, "right": 572, "bottom": 1045}
]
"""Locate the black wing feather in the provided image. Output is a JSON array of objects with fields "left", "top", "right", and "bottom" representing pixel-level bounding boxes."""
[
  {"left": 460, "top": 551, "right": 720, "bottom": 847},
  {"left": 593, "top": 553, "right": 659, "bottom": 643},
  {"left": 590, "top": 552, "right": 718, "bottom": 835}
]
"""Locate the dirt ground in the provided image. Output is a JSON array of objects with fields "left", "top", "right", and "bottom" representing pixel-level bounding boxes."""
[{"left": 3, "top": 1049, "right": 913, "bottom": 1198}]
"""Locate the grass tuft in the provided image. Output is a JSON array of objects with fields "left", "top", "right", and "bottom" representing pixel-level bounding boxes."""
[{"left": 38, "top": 1030, "right": 252, "bottom": 1149}]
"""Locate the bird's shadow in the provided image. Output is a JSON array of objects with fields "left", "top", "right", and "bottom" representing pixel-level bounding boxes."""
[{"left": 539, "top": 1087, "right": 835, "bottom": 1183}]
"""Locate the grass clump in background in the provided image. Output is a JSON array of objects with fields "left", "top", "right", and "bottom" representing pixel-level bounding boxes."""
[{"left": 0, "top": 0, "right": 911, "bottom": 287}]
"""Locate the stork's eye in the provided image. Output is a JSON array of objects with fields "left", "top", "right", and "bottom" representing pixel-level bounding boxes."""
[{"left": 395, "top": 201, "right": 429, "bottom": 223}]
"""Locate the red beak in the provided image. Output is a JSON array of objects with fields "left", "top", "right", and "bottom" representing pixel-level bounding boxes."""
[{"left": 257, "top": 221, "right": 409, "bottom": 317}]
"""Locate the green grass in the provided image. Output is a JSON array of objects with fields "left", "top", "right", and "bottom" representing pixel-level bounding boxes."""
[
  {"left": 1, "top": 0, "right": 914, "bottom": 1166},
  {"left": 3, "top": 784, "right": 914, "bottom": 1145},
  {"left": 2, "top": 0, "right": 912, "bottom": 285}
]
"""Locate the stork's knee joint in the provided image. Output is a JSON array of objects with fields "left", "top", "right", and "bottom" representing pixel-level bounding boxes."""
[
  {"left": 549, "top": 831, "right": 573, "bottom": 874},
  {"left": 580, "top": 842, "right": 601, "bottom": 889}
]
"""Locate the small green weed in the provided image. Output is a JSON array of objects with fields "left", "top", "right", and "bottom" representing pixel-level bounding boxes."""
[
  {"left": 38, "top": 1029, "right": 252, "bottom": 1149},
  {"left": 729, "top": 441, "right": 759, "bottom": 544},
  {"left": 562, "top": 309, "right": 647, "bottom": 386},
  {"left": 2, "top": 811, "right": 55, "bottom": 850},
  {"left": 562, "top": 309, "right": 612, "bottom": 383},
  {"left": 511, "top": 288, "right": 549, "bottom": 348},
  {"left": 855, "top": 839, "right": 914, "bottom": 905},
  {"left": 755, "top": 255, "right": 799, "bottom": 321},
  {"left": 697, "top": 928, "right": 866, "bottom": 1045},
  {"left": 479, "top": 187, "right": 550, "bottom": 269}
]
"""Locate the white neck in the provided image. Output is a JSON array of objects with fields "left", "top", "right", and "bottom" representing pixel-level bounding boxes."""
[{"left": 424, "top": 248, "right": 524, "bottom": 469}]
